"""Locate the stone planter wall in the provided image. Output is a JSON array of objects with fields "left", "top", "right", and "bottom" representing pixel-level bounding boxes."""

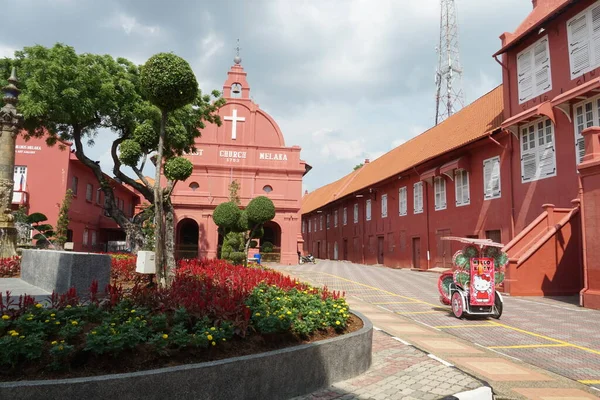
[{"left": 0, "top": 311, "right": 372, "bottom": 400}]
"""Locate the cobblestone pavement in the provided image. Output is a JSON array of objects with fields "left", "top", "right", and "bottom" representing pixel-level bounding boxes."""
[
  {"left": 291, "top": 330, "right": 483, "bottom": 400},
  {"left": 273, "top": 261, "right": 600, "bottom": 398}
]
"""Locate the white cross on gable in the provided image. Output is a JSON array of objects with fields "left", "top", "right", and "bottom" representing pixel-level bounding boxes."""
[{"left": 223, "top": 109, "right": 246, "bottom": 140}]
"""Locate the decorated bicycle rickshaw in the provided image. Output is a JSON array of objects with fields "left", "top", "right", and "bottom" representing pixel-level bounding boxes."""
[{"left": 437, "top": 236, "right": 508, "bottom": 319}]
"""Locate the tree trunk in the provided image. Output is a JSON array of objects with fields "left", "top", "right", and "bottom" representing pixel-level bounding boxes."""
[
  {"left": 164, "top": 198, "right": 177, "bottom": 285},
  {"left": 154, "top": 110, "right": 167, "bottom": 286},
  {"left": 244, "top": 224, "right": 259, "bottom": 268},
  {"left": 125, "top": 221, "right": 145, "bottom": 253}
]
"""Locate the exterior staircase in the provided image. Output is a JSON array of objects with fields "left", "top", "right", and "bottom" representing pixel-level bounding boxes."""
[{"left": 501, "top": 202, "right": 583, "bottom": 296}]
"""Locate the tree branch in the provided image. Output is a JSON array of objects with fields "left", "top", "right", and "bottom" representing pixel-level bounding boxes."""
[{"left": 110, "top": 136, "right": 154, "bottom": 202}]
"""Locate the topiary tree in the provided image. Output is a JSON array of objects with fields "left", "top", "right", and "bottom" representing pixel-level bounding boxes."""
[
  {"left": 140, "top": 53, "right": 199, "bottom": 286},
  {"left": 212, "top": 195, "right": 275, "bottom": 266}
]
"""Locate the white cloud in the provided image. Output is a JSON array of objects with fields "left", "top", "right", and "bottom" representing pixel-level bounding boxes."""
[
  {"left": 0, "top": 44, "right": 16, "bottom": 59},
  {"left": 106, "top": 12, "right": 160, "bottom": 36}
]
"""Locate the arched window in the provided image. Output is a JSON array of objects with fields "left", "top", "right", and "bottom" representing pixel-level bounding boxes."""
[
  {"left": 189, "top": 182, "right": 199, "bottom": 191},
  {"left": 263, "top": 185, "right": 273, "bottom": 193}
]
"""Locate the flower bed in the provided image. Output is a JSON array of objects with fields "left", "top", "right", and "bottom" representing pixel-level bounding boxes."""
[
  {"left": 0, "top": 256, "right": 20, "bottom": 278},
  {"left": 0, "top": 258, "right": 353, "bottom": 381}
]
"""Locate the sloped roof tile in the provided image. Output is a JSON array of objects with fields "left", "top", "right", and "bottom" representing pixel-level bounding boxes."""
[{"left": 301, "top": 85, "right": 504, "bottom": 215}]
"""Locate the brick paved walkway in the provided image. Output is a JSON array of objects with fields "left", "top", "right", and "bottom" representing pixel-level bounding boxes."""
[
  {"left": 274, "top": 261, "right": 600, "bottom": 399},
  {"left": 292, "top": 329, "right": 483, "bottom": 400}
]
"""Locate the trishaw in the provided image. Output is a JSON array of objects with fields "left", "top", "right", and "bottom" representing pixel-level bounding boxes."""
[{"left": 437, "top": 236, "right": 508, "bottom": 319}]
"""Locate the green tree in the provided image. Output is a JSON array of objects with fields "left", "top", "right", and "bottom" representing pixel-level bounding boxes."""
[
  {"left": 54, "top": 189, "right": 74, "bottom": 249},
  {"left": 26, "top": 213, "right": 55, "bottom": 248},
  {"left": 213, "top": 196, "right": 275, "bottom": 266},
  {"left": 353, "top": 163, "right": 364, "bottom": 170},
  {"left": 1, "top": 44, "right": 224, "bottom": 271}
]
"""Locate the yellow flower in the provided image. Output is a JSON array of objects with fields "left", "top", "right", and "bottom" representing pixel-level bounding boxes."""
[
  {"left": 35, "top": 303, "right": 42, "bottom": 308},
  {"left": 61, "top": 340, "right": 64, "bottom": 343},
  {"left": 286, "top": 311, "right": 291, "bottom": 315},
  {"left": 111, "top": 323, "right": 115, "bottom": 326},
  {"left": 1, "top": 315, "right": 9, "bottom": 320},
  {"left": 11, "top": 332, "right": 19, "bottom": 337},
  {"left": 210, "top": 327, "right": 216, "bottom": 331},
  {"left": 55, "top": 321, "right": 61, "bottom": 325},
  {"left": 58, "top": 345, "right": 64, "bottom": 351},
  {"left": 255, "top": 312, "right": 261, "bottom": 317},
  {"left": 19, "top": 336, "right": 25, "bottom": 339},
  {"left": 27, "top": 317, "right": 33, "bottom": 321},
  {"left": 66, "top": 305, "right": 72, "bottom": 309},
  {"left": 222, "top": 338, "right": 226, "bottom": 342},
  {"left": 71, "top": 321, "right": 78, "bottom": 326},
  {"left": 207, "top": 335, "right": 213, "bottom": 341},
  {"left": 211, "top": 341, "right": 216, "bottom": 346},
  {"left": 130, "top": 310, "right": 136, "bottom": 313},
  {"left": 45, "top": 320, "right": 49, "bottom": 323},
  {"left": 336, "top": 321, "right": 341, "bottom": 325},
  {"left": 51, "top": 340, "right": 58, "bottom": 345},
  {"left": 50, "top": 313, "right": 56, "bottom": 317},
  {"left": 162, "top": 334, "right": 168, "bottom": 339},
  {"left": 91, "top": 331, "right": 97, "bottom": 335}
]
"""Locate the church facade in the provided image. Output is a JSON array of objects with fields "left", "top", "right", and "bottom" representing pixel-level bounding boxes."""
[{"left": 169, "top": 58, "right": 309, "bottom": 265}]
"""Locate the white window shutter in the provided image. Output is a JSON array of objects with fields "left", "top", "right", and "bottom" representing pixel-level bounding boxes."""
[
  {"left": 463, "top": 172, "right": 470, "bottom": 205},
  {"left": 483, "top": 159, "right": 492, "bottom": 199},
  {"left": 455, "top": 173, "right": 462, "bottom": 206},
  {"left": 491, "top": 159, "right": 501, "bottom": 197},
  {"left": 592, "top": 4, "right": 600, "bottom": 66},
  {"left": 576, "top": 135, "right": 586, "bottom": 164},
  {"left": 521, "top": 152, "right": 538, "bottom": 181},
  {"left": 539, "top": 145, "right": 556, "bottom": 176},
  {"left": 568, "top": 13, "right": 591, "bottom": 78},
  {"left": 441, "top": 179, "right": 446, "bottom": 209},
  {"left": 534, "top": 37, "right": 551, "bottom": 94},
  {"left": 517, "top": 49, "right": 534, "bottom": 103}
]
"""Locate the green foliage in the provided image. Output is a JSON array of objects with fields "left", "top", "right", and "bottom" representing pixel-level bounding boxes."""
[
  {"left": 228, "top": 180, "right": 241, "bottom": 206},
  {"left": 12, "top": 206, "right": 28, "bottom": 225},
  {"left": 140, "top": 53, "right": 198, "bottom": 112},
  {"left": 353, "top": 163, "right": 364, "bottom": 170},
  {"left": 141, "top": 205, "right": 156, "bottom": 251},
  {"left": 229, "top": 252, "right": 247, "bottom": 266},
  {"left": 118, "top": 139, "right": 142, "bottom": 166},
  {"left": 132, "top": 120, "right": 158, "bottom": 151},
  {"left": 463, "top": 245, "right": 479, "bottom": 259},
  {"left": 164, "top": 157, "right": 193, "bottom": 181},
  {"left": 260, "top": 241, "right": 274, "bottom": 253},
  {"left": 249, "top": 240, "right": 258, "bottom": 249},
  {"left": 25, "top": 213, "right": 54, "bottom": 248},
  {"left": 246, "top": 196, "right": 276, "bottom": 225},
  {"left": 246, "top": 284, "right": 350, "bottom": 337},
  {"left": 54, "top": 189, "right": 73, "bottom": 248},
  {"left": 213, "top": 202, "right": 241, "bottom": 230}
]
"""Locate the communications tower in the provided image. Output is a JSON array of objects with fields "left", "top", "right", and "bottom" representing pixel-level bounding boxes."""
[{"left": 435, "top": 0, "right": 465, "bottom": 125}]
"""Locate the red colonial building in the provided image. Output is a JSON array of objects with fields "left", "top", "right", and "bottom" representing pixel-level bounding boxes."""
[
  {"left": 301, "top": 0, "right": 600, "bottom": 308},
  {"left": 12, "top": 135, "right": 141, "bottom": 252}
]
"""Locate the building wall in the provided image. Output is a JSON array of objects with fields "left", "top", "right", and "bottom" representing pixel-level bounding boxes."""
[
  {"left": 302, "top": 133, "right": 512, "bottom": 269},
  {"left": 170, "top": 63, "right": 306, "bottom": 265},
  {"left": 13, "top": 135, "right": 139, "bottom": 252}
]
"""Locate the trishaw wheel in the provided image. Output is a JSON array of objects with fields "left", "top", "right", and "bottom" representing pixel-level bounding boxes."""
[
  {"left": 451, "top": 292, "right": 464, "bottom": 319},
  {"left": 492, "top": 291, "right": 503, "bottom": 319}
]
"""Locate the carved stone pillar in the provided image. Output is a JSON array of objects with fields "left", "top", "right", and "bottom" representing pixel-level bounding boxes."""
[{"left": 0, "top": 68, "right": 22, "bottom": 258}]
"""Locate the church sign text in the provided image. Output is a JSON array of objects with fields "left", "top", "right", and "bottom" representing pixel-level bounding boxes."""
[
  {"left": 219, "top": 150, "right": 247, "bottom": 163},
  {"left": 259, "top": 152, "right": 288, "bottom": 161}
]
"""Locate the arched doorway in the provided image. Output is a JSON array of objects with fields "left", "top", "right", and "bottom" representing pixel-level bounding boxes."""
[
  {"left": 261, "top": 221, "right": 281, "bottom": 262},
  {"left": 177, "top": 218, "right": 199, "bottom": 259}
]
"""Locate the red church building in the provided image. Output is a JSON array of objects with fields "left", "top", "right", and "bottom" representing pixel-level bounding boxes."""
[
  {"left": 301, "top": 0, "right": 600, "bottom": 309},
  {"left": 168, "top": 56, "right": 309, "bottom": 265},
  {"left": 12, "top": 136, "right": 141, "bottom": 252}
]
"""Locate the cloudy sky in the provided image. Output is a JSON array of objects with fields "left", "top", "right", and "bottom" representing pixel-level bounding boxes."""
[{"left": 0, "top": 0, "right": 531, "bottom": 192}]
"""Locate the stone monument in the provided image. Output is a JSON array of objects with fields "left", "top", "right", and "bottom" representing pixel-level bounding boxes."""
[{"left": 0, "top": 68, "right": 22, "bottom": 258}]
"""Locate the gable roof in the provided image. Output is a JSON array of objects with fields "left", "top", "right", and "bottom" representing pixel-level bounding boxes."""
[
  {"left": 301, "top": 85, "right": 504, "bottom": 215},
  {"left": 494, "top": 0, "right": 574, "bottom": 56}
]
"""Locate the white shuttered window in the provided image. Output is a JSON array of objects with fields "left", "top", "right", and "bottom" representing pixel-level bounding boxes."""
[
  {"left": 520, "top": 118, "right": 557, "bottom": 182},
  {"left": 398, "top": 187, "right": 407, "bottom": 216},
  {"left": 434, "top": 177, "right": 447, "bottom": 211},
  {"left": 517, "top": 35, "right": 551, "bottom": 103},
  {"left": 366, "top": 200, "right": 372, "bottom": 221},
  {"left": 483, "top": 157, "right": 501, "bottom": 200},
  {"left": 354, "top": 204, "right": 359, "bottom": 223},
  {"left": 413, "top": 182, "right": 424, "bottom": 214},
  {"left": 381, "top": 194, "right": 388, "bottom": 218},
  {"left": 573, "top": 96, "right": 600, "bottom": 165},
  {"left": 567, "top": 2, "right": 600, "bottom": 79},
  {"left": 455, "top": 170, "right": 470, "bottom": 206},
  {"left": 343, "top": 207, "right": 348, "bottom": 225}
]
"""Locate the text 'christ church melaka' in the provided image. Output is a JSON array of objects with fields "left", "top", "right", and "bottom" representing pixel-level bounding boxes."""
[{"left": 167, "top": 55, "right": 310, "bottom": 265}]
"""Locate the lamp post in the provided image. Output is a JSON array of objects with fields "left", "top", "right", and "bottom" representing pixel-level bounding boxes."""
[{"left": 0, "top": 68, "right": 22, "bottom": 258}]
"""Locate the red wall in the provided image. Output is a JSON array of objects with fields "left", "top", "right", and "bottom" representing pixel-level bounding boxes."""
[
  {"left": 501, "top": 0, "right": 598, "bottom": 231},
  {"left": 14, "top": 135, "right": 139, "bottom": 252},
  {"left": 302, "top": 134, "right": 512, "bottom": 270}
]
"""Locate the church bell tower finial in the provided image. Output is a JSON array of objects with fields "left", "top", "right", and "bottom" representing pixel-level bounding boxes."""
[{"left": 234, "top": 39, "right": 242, "bottom": 65}]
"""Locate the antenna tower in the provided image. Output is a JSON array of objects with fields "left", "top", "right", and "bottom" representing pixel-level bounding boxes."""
[{"left": 435, "top": 0, "right": 465, "bottom": 125}]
